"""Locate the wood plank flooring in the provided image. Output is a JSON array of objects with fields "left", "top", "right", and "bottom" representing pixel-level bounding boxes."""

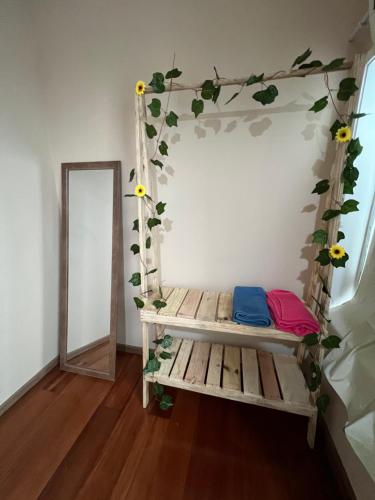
[{"left": 0, "top": 352, "right": 342, "bottom": 500}]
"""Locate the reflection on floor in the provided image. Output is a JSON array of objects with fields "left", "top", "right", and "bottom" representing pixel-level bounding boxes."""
[{"left": 68, "top": 340, "right": 110, "bottom": 372}]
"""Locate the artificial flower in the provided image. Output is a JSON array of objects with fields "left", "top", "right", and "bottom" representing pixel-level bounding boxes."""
[
  {"left": 335, "top": 126, "right": 352, "bottom": 143},
  {"left": 329, "top": 244, "right": 346, "bottom": 260},
  {"left": 135, "top": 80, "right": 146, "bottom": 95},
  {"left": 134, "top": 184, "right": 146, "bottom": 197}
]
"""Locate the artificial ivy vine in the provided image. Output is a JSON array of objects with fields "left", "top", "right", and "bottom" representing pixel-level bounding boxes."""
[{"left": 127, "top": 49, "right": 366, "bottom": 412}]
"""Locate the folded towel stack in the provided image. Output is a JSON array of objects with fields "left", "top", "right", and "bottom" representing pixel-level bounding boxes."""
[
  {"left": 266, "top": 289, "right": 320, "bottom": 336},
  {"left": 232, "top": 286, "right": 272, "bottom": 327}
]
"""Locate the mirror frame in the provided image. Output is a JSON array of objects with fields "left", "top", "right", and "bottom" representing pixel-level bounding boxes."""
[{"left": 59, "top": 161, "right": 122, "bottom": 381}]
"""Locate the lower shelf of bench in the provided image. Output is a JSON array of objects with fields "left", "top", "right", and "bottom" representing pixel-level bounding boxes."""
[{"left": 145, "top": 337, "right": 316, "bottom": 418}]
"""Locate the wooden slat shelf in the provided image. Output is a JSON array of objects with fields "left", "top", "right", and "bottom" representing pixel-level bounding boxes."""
[
  {"left": 146, "top": 338, "right": 315, "bottom": 418},
  {"left": 141, "top": 286, "right": 316, "bottom": 343}
]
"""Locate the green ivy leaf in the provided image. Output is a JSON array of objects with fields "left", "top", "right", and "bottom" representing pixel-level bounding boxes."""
[
  {"left": 153, "top": 299, "right": 167, "bottom": 310},
  {"left": 146, "top": 268, "right": 157, "bottom": 276},
  {"left": 153, "top": 381, "right": 164, "bottom": 397},
  {"left": 309, "top": 96, "right": 328, "bottom": 113},
  {"left": 129, "top": 168, "right": 135, "bottom": 182},
  {"left": 149, "top": 72, "right": 165, "bottom": 93},
  {"left": 132, "top": 219, "right": 139, "bottom": 232},
  {"left": 154, "top": 334, "right": 173, "bottom": 348},
  {"left": 149, "top": 350, "right": 155, "bottom": 360},
  {"left": 156, "top": 201, "right": 166, "bottom": 215},
  {"left": 144, "top": 357, "right": 161, "bottom": 374},
  {"left": 212, "top": 85, "right": 221, "bottom": 104},
  {"left": 159, "top": 141, "right": 168, "bottom": 156},
  {"left": 160, "top": 351, "right": 173, "bottom": 360},
  {"left": 129, "top": 272, "right": 141, "bottom": 286},
  {"left": 347, "top": 138, "right": 363, "bottom": 159},
  {"left": 322, "top": 335, "right": 341, "bottom": 349},
  {"left": 147, "top": 217, "right": 161, "bottom": 230},
  {"left": 315, "top": 248, "right": 330, "bottom": 266},
  {"left": 225, "top": 92, "right": 240, "bottom": 105},
  {"left": 330, "top": 120, "right": 345, "bottom": 140},
  {"left": 146, "top": 123, "right": 157, "bottom": 139},
  {"left": 292, "top": 48, "right": 312, "bottom": 67},
  {"left": 252, "top": 85, "right": 278, "bottom": 105},
  {"left": 201, "top": 79, "right": 215, "bottom": 100},
  {"left": 133, "top": 297, "right": 144, "bottom": 309},
  {"left": 192, "top": 98, "right": 204, "bottom": 118},
  {"left": 337, "top": 231, "right": 345, "bottom": 242},
  {"left": 341, "top": 199, "right": 359, "bottom": 214},
  {"left": 159, "top": 394, "right": 173, "bottom": 410},
  {"left": 298, "top": 60, "right": 322, "bottom": 69},
  {"left": 342, "top": 165, "right": 359, "bottom": 184},
  {"left": 337, "top": 77, "right": 358, "bottom": 101},
  {"left": 322, "top": 209, "right": 341, "bottom": 221},
  {"left": 166, "top": 111, "right": 179, "bottom": 127},
  {"left": 323, "top": 58, "right": 345, "bottom": 71},
  {"left": 130, "top": 243, "right": 140, "bottom": 255},
  {"left": 312, "top": 229, "right": 328, "bottom": 245},
  {"left": 316, "top": 394, "right": 330, "bottom": 414},
  {"left": 302, "top": 333, "right": 319, "bottom": 346},
  {"left": 308, "top": 362, "right": 322, "bottom": 392},
  {"left": 246, "top": 73, "right": 264, "bottom": 85},
  {"left": 146, "top": 236, "right": 151, "bottom": 249},
  {"left": 147, "top": 98, "right": 161, "bottom": 118},
  {"left": 312, "top": 179, "right": 330, "bottom": 194},
  {"left": 343, "top": 180, "right": 356, "bottom": 195},
  {"left": 349, "top": 112, "right": 367, "bottom": 120},
  {"left": 165, "top": 68, "right": 182, "bottom": 79},
  {"left": 151, "top": 159, "right": 163, "bottom": 169},
  {"left": 331, "top": 253, "right": 349, "bottom": 268}
]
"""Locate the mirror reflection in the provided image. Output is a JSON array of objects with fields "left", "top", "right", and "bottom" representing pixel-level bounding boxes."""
[{"left": 61, "top": 164, "right": 120, "bottom": 379}]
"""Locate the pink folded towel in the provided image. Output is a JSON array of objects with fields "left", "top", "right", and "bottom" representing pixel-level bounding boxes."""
[{"left": 266, "top": 289, "right": 320, "bottom": 336}]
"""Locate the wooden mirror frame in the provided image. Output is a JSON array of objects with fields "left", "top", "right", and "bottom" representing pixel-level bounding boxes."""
[{"left": 59, "top": 161, "right": 123, "bottom": 381}]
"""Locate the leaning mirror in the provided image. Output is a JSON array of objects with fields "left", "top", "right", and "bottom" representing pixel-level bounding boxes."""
[{"left": 59, "top": 161, "right": 123, "bottom": 381}]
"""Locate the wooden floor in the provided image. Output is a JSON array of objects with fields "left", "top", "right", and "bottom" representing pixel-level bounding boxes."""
[{"left": 0, "top": 352, "right": 341, "bottom": 500}]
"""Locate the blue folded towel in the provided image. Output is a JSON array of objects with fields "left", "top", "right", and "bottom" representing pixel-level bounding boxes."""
[{"left": 232, "top": 286, "right": 271, "bottom": 327}]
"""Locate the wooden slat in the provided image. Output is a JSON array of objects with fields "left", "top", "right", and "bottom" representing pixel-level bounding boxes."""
[
  {"left": 159, "top": 288, "right": 189, "bottom": 317},
  {"left": 222, "top": 346, "right": 241, "bottom": 392},
  {"left": 177, "top": 289, "right": 203, "bottom": 319},
  {"left": 273, "top": 354, "right": 310, "bottom": 404},
  {"left": 241, "top": 348, "right": 260, "bottom": 396},
  {"left": 195, "top": 291, "right": 219, "bottom": 322},
  {"left": 258, "top": 351, "right": 281, "bottom": 400},
  {"left": 184, "top": 342, "right": 211, "bottom": 385},
  {"left": 217, "top": 293, "right": 232, "bottom": 322},
  {"left": 170, "top": 339, "right": 193, "bottom": 381},
  {"left": 140, "top": 310, "right": 301, "bottom": 343},
  {"left": 158, "top": 337, "right": 182, "bottom": 377},
  {"left": 206, "top": 344, "right": 223, "bottom": 389}
]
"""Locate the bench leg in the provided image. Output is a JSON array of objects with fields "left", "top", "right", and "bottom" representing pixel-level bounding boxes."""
[
  {"left": 142, "top": 323, "right": 150, "bottom": 408},
  {"left": 307, "top": 411, "right": 318, "bottom": 449}
]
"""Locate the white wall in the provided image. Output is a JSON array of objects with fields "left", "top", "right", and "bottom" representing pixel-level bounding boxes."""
[{"left": 0, "top": 0, "right": 59, "bottom": 405}]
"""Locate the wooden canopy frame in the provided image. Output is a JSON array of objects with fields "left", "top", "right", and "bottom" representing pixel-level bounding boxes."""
[{"left": 134, "top": 54, "right": 367, "bottom": 447}]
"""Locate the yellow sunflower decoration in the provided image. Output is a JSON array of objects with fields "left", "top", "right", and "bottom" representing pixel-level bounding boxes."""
[
  {"left": 135, "top": 80, "right": 146, "bottom": 96},
  {"left": 335, "top": 126, "right": 352, "bottom": 143},
  {"left": 329, "top": 244, "right": 346, "bottom": 260},
  {"left": 134, "top": 184, "right": 146, "bottom": 197}
]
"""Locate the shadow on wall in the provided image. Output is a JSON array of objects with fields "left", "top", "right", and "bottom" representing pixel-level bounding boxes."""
[{"left": 154, "top": 98, "right": 336, "bottom": 296}]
